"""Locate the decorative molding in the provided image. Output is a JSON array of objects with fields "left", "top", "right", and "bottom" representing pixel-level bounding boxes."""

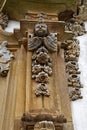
[
  {"left": 0, "top": 41, "right": 14, "bottom": 77},
  {"left": 69, "top": 88, "right": 83, "bottom": 101}
]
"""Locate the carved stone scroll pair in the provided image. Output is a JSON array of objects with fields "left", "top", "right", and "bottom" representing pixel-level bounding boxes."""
[{"left": 21, "top": 113, "right": 67, "bottom": 130}]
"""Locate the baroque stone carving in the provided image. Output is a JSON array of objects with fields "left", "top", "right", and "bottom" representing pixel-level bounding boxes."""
[
  {"left": 0, "top": 12, "right": 8, "bottom": 29},
  {"left": 21, "top": 113, "right": 67, "bottom": 130},
  {"left": 35, "top": 83, "right": 50, "bottom": 96},
  {"left": 32, "top": 46, "right": 52, "bottom": 84},
  {"left": 61, "top": 39, "right": 82, "bottom": 101},
  {"left": 65, "top": 19, "right": 85, "bottom": 36},
  {"left": 21, "top": 113, "right": 67, "bottom": 123},
  {"left": 34, "top": 121, "right": 55, "bottom": 130},
  {"left": 28, "top": 24, "right": 57, "bottom": 52},
  {"left": 0, "top": 41, "right": 14, "bottom": 77},
  {"left": 69, "top": 88, "right": 83, "bottom": 101},
  {"left": 28, "top": 15, "right": 59, "bottom": 96}
]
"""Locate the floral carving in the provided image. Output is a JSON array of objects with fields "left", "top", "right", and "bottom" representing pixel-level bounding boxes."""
[
  {"left": 36, "top": 71, "right": 49, "bottom": 83},
  {"left": 32, "top": 65, "right": 41, "bottom": 74},
  {"left": 35, "top": 83, "right": 50, "bottom": 96},
  {"left": 62, "top": 39, "right": 82, "bottom": 101},
  {"left": 0, "top": 41, "right": 14, "bottom": 77},
  {"left": 28, "top": 14, "right": 60, "bottom": 97},
  {"left": 30, "top": 44, "right": 53, "bottom": 96},
  {"left": 36, "top": 51, "right": 49, "bottom": 64},
  {"left": 65, "top": 19, "right": 85, "bottom": 36},
  {"left": 69, "top": 88, "right": 83, "bottom": 101}
]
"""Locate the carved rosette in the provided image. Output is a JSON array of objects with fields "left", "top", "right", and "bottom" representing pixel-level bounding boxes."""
[
  {"left": 0, "top": 41, "right": 14, "bottom": 77},
  {"left": 62, "top": 39, "right": 82, "bottom": 101}
]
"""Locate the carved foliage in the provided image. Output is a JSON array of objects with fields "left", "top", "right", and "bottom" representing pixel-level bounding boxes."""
[
  {"left": 0, "top": 41, "right": 14, "bottom": 77},
  {"left": 62, "top": 39, "right": 82, "bottom": 101},
  {"left": 31, "top": 46, "right": 52, "bottom": 96},
  {"left": 35, "top": 83, "right": 50, "bottom": 96},
  {"left": 65, "top": 19, "right": 85, "bottom": 36},
  {"left": 32, "top": 47, "right": 52, "bottom": 82}
]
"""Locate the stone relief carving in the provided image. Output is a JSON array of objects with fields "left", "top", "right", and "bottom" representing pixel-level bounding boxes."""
[
  {"left": 61, "top": 39, "right": 82, "bottom": 101},
  {"left": 0, "top": 41, "right": 14, "bottom": 77},
  {"left": 0, "top": 12, "right": 8, "bottom": 29},
  {"left": 69, "top": 88, "right": 83, "bottom": 101},
  {"left": 65, "top": 19, "right": 85, "bottom": 36},
  {"left": 31, "top": 46, "right": 52, "bottom": 84},
  {"left": 28, "top": 16, "right": 59, "bottom": 96},
  {"left": 34, "top": 121, "right": 55, "bottom": 130},
  {"left": 35, "top": 83, "right": 50, "bottom": 96},
  {"left": 21, "top": 113, "right": 67, "bottom": 130}
]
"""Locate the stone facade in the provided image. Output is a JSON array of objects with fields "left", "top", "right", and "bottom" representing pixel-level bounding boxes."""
[{"left": 0, "top": 1, "right": 85, "bottom": 130}]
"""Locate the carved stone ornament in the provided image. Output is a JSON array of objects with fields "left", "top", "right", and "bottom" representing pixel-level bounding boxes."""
[
  {"left": 28, "top": 15, "right": 59, "bottom": 96},
  {"left": 69, "top": 88, "right": 83, "bottom": 101},
  {"left": 21, "top": 113, "right": 67, "bottom": 130},
  {"left": 65, "top": 19, "right": 86, "bottom": 37},
  {"left": 0, "top": 12, "right": 8, "bottom": 29},
  {"left": 0, "top": 41, "right": 14, "bottom": 77},
  {"left": 35, "top": 83, "right": 50, "bottom": 96},
  {"left": 21, "top": 113, "right": 67, "bottom": 123},
  {"left": 61, "top": 39, "right": 82, "bottom": 101},
  {"left": 34, "top": 121, "right": 55, "bottom": 130}
]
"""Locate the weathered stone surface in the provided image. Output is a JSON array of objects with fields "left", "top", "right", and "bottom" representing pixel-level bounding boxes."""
[
  {"left": 0, "top": 11, "right": 74, "bottom": 130},
  {"left": 3, "top": 0, "right": 77, "bottom": 20}
]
